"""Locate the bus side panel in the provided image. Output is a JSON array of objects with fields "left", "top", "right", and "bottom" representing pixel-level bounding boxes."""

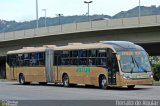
[
  {"left": 84, "top": 67, "right": 107, "bottom": 86},
  {"left": 16, "top": 67, "right": 46, "bottom": 82},
  {"left": 58, "top": 66, "right": 107, "bottom": 86},
  {"left": 6, "top": 63, "right": 17, "bottom": 80},
  {"left": 6, "top": 63, "right": 11, "bottom": 80},
  {"left": 59, "top": 66, "right": 84, "bottom": 84},
  {"left": 116, "top": 73, "right": 123, "bottom": 86}
]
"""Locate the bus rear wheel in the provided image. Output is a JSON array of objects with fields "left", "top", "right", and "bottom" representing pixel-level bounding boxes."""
[
  {"left": 127, "top": 85, "right": 135, "bottom": 89},
  {"left": 19, "top": 74, "right": 30, "bottom": 85},
  {"left": 99, "top": 75, "right": 107, "bottom": 89},
  {"left": 63, "top": 74, "right": 69, "bottom": 87},
  {"left": 19, "top": 74, "right": 26, "bottom": 85}
]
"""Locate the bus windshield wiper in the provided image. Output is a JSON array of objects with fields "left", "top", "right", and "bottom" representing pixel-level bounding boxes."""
[
  {"left": 131, "top": 56, "right": 147, "bottom": 73},
  {"left": 129, "top": 56, "right": 136, "bottom": 74}
]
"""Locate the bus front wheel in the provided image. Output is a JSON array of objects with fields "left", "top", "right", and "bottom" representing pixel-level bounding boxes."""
[
  {"left": 63, "top": 74, "right": 69, "bottom": 87},
  {"left": 99, "top": 75, "right": 107, "bottom": 89}
]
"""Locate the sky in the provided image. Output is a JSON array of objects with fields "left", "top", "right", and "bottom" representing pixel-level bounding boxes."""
[{"left": 0, "top": 0, "right": 159, "bottom": 22}]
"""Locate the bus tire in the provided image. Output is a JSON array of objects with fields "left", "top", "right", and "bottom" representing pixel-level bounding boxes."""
[
  {"left": 62, "top": 74, "right": 69, "bottom": 87},
  {"left": 127, "top": 85, "right": 135, "bottom": 89},
  {"left": 19, "top": 74, "right": 26, "bottom": 85},
  {"left": 99, "top": 75, "right": 107, "bottom": 89}
]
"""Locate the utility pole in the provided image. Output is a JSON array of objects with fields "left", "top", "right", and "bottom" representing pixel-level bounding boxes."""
[
  {"left": 42, "top": 9, "right": 47, "bottom": 27},
  {"left": 57, "top": 14, "right": 63, "bottom": 25},
  {"left": 84, "top": 1, "right": 93, "bottom": 21},
  {"left": 36, "top": 0, "right": 39, "bottom": 28}
]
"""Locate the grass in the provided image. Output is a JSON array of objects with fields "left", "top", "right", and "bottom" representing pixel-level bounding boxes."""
[{"left": 153, "top": 80, "right": 160, "bottom": 86}]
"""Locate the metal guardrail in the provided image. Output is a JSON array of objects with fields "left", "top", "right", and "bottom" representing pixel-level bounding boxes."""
[{"left": 0, "top": 15, "right": 160, "bottom": 42}]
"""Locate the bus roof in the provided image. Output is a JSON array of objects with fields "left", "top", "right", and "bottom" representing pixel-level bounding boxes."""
[
  {"left": 54, "top": 43, "right": 113, "bottom": 51},
  {"left": 7, "top": 41, "right": 145, "bottom": 55},
  {"left": 100, "top": 41, "right": 144, "bottom": 51},
  {"left": 7, "top": 47, "right": 46, "bottom": 54},
  {"left": 7, "top": 43, "right": 114, "bottom": 54}
]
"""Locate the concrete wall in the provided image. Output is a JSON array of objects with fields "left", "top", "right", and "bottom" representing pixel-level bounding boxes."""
[
  {"left": 123, "top": 17, "right": 139, "bottom": 25},
  {"left": 0, "top": 33, "right": 5, "bottom": 41},
  {"left": 4, "top": 32, "right": 15, "bottom": 40},
  {"left": 24, "top": 29, "right": 35, "bottom": 38}
]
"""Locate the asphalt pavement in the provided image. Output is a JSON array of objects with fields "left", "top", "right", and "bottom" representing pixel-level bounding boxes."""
[{"left": 0, "top": 81, "right": 159, "bottom": 106}]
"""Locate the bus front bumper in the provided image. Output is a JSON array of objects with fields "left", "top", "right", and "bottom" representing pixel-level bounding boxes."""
[{"left": 121, "top": 78, "right": 153, "bottom": 86}]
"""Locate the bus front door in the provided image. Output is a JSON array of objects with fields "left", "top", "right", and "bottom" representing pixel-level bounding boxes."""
[
  {"left": 45, "top": 48, "right": 54, "bottom": 82},
  {"left": 107, "top": 57, "right": 116, "bottom": 85},
  {"left": 54, "top": 55, "right": 60, "bottom": 81}
]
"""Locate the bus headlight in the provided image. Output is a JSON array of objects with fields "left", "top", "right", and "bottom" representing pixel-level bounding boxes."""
[
  {"left": 122, "top": 75, "right": 130, "bottom": 79},
  {"left": 149, "top": 74, "right": 153, "bottom": 78}
]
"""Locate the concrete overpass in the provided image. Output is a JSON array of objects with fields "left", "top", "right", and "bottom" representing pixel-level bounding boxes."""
[
  {"left": 0, "top": 15, "right": 160, "bottom": 57},
  {"left": 1, "top": 15, "right": 160, "bottom": 78}
]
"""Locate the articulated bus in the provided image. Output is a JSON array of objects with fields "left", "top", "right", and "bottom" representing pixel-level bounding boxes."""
[{"left": 6, "top": 41, "right": 153, "bottom": 89}]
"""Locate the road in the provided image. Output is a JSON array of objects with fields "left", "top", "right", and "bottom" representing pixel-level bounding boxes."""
[{"left": 0, "top": 81, "right": 159, "bottom": 106}]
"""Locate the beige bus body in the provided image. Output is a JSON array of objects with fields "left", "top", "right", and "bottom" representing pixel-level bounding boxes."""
[{"left": 6, "top": 42, "right": 153, "bottom": 88}]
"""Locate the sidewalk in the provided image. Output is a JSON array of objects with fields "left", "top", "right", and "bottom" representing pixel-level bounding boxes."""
[{"left": 0, "top": 79, "right": 10, "bottom": 82}]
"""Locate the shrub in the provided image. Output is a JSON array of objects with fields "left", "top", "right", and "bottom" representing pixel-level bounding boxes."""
[{"left": 152, "top": 63, "right": 160, "bottom": 81}]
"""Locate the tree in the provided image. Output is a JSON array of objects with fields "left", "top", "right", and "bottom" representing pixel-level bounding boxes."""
[{"left": 153, "top": 63, "right": 160, "bottom": 81}]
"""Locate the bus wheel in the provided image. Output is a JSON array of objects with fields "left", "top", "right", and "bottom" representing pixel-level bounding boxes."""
[
  {"left": 19, "top": 74, "right": 26, "bottom": 85},
  {"left": 63, "top": 74, "right": 69, "bottom": 87},
  {"left": 127, "top": 85, "right": 135, "bottom": 89},
  {"left": 100, "top": 75, "right": 107, "bottom": 89}
]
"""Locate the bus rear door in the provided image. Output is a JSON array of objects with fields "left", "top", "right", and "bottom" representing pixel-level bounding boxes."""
[{"left": 45, "top": 48, "right": 54, "bottom": 82}]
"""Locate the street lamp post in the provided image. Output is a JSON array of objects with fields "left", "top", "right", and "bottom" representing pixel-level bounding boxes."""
[
  {"left": 84, "top": 1, "right": 93, "bottom": 21},
  {"left": 42, "top": 9, "right": 47, "bottom": 27},
  {"left": 57, "top": 14, "right": 63, "bottom": 25},
  {"left": 36, "top": 0, "right": 39, "bottom": 28},
  {"left": 139, "top": 0, "right": 141, "bottom": 18},
  {"left": 138, "top": 0, "right": 141, "bottom": 23}
]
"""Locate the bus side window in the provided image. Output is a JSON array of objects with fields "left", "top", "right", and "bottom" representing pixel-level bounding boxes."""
[
  {"left": 8, "top": 54, "right": 17, "bottom": 67},
  {"left": 72, "top": 51, "right": 78, "bottom": 57},
  {"left": 17, "top": 54, "right": 24, "bottom": 67},
  {"left": 61, "top": 51, "right": 70, "bottom": 65},
  {"left": 88, "top": 49, "right": 97, "bottom": 57},
  {"left": 79, "top": 50, "right": 87, "bottom": 65},
  {"left": 88, "top": 58, "right": 96, "bottom": 66},
  {"left": 38, "top": 52, "right": 45, "bottom": 66},
  {"left": 96, "top": 49, "right": 107, "bottom": 66},
  {"left": 70, "top": 50, "right": 79, "bottom": 65},
  {"left": 24, "top": 53, "right": 30, "bottom": 66},
  {"left": 88, "top": 49, "right": 97, "bottom": 66}
]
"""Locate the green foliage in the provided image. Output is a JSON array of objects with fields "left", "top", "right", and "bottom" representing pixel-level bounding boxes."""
[
  {"left": 152, "top": 63, "right": 160, "bottom": 81},
  {"left": 0, "top": 102, "right": 4, "bottom": 106}
]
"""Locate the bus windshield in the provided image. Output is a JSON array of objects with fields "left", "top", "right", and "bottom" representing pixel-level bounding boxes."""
[{"left": 118, "top": 51, "right": 151, "bottom": 73}]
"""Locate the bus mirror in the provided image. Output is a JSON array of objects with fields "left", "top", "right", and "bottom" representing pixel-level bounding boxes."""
[{"left": 116, "top": 55, "right": 121, "bottom": 61}]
